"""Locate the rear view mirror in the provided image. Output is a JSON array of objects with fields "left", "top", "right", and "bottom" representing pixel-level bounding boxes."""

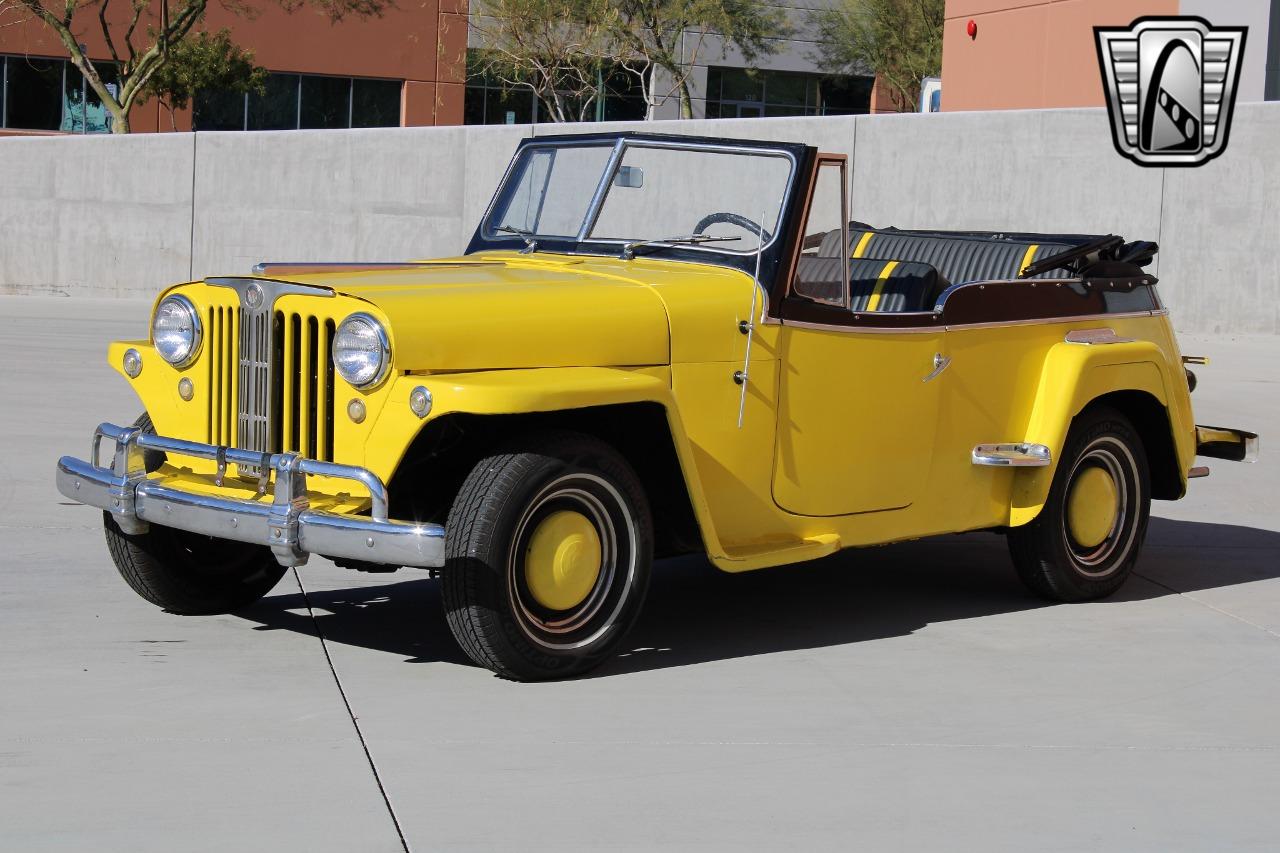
[{"left": 614, "top": 166, "right": 644, "bottom": 188}]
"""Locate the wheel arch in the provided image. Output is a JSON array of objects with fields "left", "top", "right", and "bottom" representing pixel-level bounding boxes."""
[
  {"left": 385, "top": 401, "right": 708, "bottom": 560},
  {"left": 1081, "top": 389, "right": 1183, "bottom": 501},
  {"left": 1009, "top": 341, "right": 1189, "bottom": 526}
]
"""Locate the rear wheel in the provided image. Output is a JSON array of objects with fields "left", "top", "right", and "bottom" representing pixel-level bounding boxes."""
[
  {"left": 1008, "top": 407, "right": 1150, "bottom": 602},
  {"left": 441, "top": 431, "right": 652, "bottom": 680},
  {"left": 103, "top": 413, "right": 287, "bottom": 615}
]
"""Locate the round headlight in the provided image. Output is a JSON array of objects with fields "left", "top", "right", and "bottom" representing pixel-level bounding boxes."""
[
  {"left": 334, "top": 313, "right": 390, "bottom": 389},
  {"left": 152, "top": 295, "right": 201, "bottom": 368}
]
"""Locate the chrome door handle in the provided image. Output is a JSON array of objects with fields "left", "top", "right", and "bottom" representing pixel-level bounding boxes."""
[{"left": 923, "top": 353, "right": 951, "bottom": 383}]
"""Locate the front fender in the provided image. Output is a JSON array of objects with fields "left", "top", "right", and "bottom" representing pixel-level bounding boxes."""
[
  {"left": 362, "top": 366, "right": 729, "bottom": 558},
  {"left": 107, "top": 340, "right": 181, "bottom": 433},
  {"left": 1009, "top": 340, "right": 1190, "bottom": 526}
]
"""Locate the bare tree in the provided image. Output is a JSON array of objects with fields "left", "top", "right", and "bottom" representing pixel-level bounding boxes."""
[
  {"left": 9, "top": 0, "right": 385, "bottom": 132},
  {"left": 470, "top": 0, "right": 616, "bottom": 123},
  {"left": 608, "top": 0, "right": 784, "bottom": 119},
  {"left": 1, "top": 0, "right": 25, "bottom": 26}
]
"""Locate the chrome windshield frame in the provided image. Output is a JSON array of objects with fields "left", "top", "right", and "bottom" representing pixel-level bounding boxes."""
[
  {"left": 473, "top": 133, "right": 801, "bottom": 262},
  {"left": 575, "top": 136, "right": 627, "bottom": 242}
]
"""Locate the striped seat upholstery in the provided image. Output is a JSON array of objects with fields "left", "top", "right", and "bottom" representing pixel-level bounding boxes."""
[
  {"left": 818, "top": 228, "right": 1074, "bottom": 283},
  {"left": 794, "top": 256, "right": 946, "bottom": 312}
]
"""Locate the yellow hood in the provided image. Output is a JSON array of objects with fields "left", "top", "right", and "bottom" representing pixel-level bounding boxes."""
[{"left": 272, "top": 254, "right": 672, "bottom": 372}]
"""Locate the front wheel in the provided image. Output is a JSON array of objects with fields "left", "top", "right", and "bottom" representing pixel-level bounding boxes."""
[
  {"left": 103, "top": 413, "right": 287, "bottom": 614},
  {"left": 105, "top": 516, "right": 289, "bottom": 614},
  {"left": 1008, "top": 406, "right": 1151, "bottom": 602},
  {"left": 441, "top": 431, "right": 653, "bottom": 680}
]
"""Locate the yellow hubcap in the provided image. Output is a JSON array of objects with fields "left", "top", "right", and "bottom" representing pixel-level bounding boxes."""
[
  {"left": 523, "top": 510, "right": 602, "bottom": 611},
  {"left": 1066, "top": 466, "right": 1119, "bottom": 548}
]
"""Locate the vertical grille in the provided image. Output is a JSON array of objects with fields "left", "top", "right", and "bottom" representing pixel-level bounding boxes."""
[
  {"left": 278, "top": 312, "right": 336, "bottom": 462},
  {"left": 237, "top": 307, "right": 273, "bottom": 462},
  {"left": 202, "top": 288, "right": 336, "bottom": 471},
  {"left": 206, "top": 305, "right": 237, "bottom": 446},
  {"left": 202, "top": 284, "right": 337, "bottom": 471}
]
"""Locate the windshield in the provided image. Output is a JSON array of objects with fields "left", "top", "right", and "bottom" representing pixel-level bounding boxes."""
[{"left": 484, "top": 140, "right": 795, "bottom": 255}]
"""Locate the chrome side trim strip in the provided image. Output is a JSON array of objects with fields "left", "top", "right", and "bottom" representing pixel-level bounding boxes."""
[
  {"left": 779, "top": 316, "right": 940, "bottom": 334},
  {"left": 1065, "top": 327, "right": 1136, "bottom": 344},
  {"left": 778, "top": 310, "right": 1165, "bottom": 336},
  {"left": 972, "top": 443, "right": 1053, "bottom": 467},
  {"left": 948, "top": 309, "right": 1166, "bottom": 333}
]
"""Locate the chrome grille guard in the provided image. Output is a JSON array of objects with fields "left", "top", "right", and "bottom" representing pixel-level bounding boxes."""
[{"left": 56, "top": 423, "right": 444, "bottom": 569}]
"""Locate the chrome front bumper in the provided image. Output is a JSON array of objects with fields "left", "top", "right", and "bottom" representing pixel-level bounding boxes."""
[{"left": 55, "top": 423, "right": 445, "bottom": 569}]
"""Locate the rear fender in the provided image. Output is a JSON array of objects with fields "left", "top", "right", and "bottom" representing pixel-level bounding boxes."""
[{"left": 1009, "top": 340, "right": 1190, "bottom": 526}]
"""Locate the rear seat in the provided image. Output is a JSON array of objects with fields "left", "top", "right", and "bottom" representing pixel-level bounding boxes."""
[
  {"left": 795, "top": 257, "right": 946, "bottom": 312},
  {"left": 823, "top": 227, "right": 1074, "bottom": 283},
  {"left": 792, "top": 225, "right": 1081, "bottom": 314}
]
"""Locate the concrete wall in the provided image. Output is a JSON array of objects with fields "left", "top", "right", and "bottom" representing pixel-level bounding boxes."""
[
  {"left": 1, "top": 104, "right": 1277, "bottom": 333},
  {"left": 0, "top": 133, "right": 195, "bottom": 298}
]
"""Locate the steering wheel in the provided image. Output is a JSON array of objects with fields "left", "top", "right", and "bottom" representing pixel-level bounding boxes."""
[{"left": 693, "top": 212, "right": 772, "bottom": 243}]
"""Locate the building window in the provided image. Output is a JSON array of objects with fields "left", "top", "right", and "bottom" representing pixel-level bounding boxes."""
[
  {"left": 464, "top": 50, "right": 645, "bottom": 125},
  {"left": 351, "top": 79, "right": 402, "bottom": 127},
  {"left": 1, "top": 55, "right": 117, "bottom": 132},
  {"left": 704, "top": 67, "right": 872, "bottom": 118},
  {"left": 194, "top": 72, "right": 402, "bottom": 131}
]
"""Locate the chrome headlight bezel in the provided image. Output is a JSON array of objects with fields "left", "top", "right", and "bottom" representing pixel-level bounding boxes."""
[
  {"left": 333, "top": 312, "right": 391, "bottom": 390},
  {"left": 151, "top": 294, "right": 202, "bottom": 369}
]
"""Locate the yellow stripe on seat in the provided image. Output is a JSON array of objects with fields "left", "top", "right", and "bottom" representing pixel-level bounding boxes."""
[
  {"left": 1018, "top": 244, "right": 1039, "bottom": 277},
  {"left": 865, "top": 260, "right": 899, "bottom": 312},
  {"left": 851, "top": 231, "right": 874, "bottom": 259}
]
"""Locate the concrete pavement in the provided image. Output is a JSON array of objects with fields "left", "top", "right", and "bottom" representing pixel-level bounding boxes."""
[{"left": 2, "top": 296, "right": 1277, "bottom": 851}]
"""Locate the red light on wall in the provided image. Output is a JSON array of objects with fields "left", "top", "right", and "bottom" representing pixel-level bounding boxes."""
[{"left": 967, "top": 19, "right": 977, "bottom": 39}]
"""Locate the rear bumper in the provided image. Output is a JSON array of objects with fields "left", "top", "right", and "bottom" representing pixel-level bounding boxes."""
[
  {"left": 55, "top": 423, "right": 444, "bottom": 569},
  {"left": 1195, "top": 424, "right": 1259, "bottom": 463}
]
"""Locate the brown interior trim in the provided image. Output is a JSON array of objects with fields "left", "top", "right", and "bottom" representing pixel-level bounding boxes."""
[
  {"left": 780, "top": 277, "right": 1161, "bottom": 331},
  {"left": 941, "top": 278, "right": 1159, "bottom": 325},
  {"left": 775, "top": 152, "right": 847, "bottom": 309}
]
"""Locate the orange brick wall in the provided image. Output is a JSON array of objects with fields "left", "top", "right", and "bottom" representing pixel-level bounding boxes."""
[
  {"left": 0, "top": 0, "right": 467, "bottom": 130},
  {"left": 941, "top": 0, "right": 1179, "bottom": 111}
]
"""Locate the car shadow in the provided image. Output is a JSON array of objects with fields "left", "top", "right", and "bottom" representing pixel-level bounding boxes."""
[{"left": 235, "top": 517, "right": 1280, "bottom": 677}]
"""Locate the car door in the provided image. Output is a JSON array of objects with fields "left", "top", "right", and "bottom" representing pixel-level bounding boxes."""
[
  {"left": 770, "top": 156, "right": 946, "bottom": 517},
  {"left": 772, "top": 325, "right": 945, "bottom": 516}
]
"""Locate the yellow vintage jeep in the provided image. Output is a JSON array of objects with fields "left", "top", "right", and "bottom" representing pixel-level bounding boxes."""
[{"left": 57, "top": 132, "right": 1256, "bottom": 680}]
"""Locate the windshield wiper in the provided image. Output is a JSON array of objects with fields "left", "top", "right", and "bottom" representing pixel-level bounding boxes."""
[
  {"left": 620, "top": 234, "right": 741, "bottom": 260},
  {"left": 495, "top": 225, "right": 538, "bottom": 254}
]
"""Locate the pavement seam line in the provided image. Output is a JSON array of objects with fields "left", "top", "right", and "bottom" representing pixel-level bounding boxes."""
[
  {"left": 292, "top": 567, "right": 413, "bottom": 853},
  {"left": 1133, "top": 569, "right": 1280, "bottom": 641}
]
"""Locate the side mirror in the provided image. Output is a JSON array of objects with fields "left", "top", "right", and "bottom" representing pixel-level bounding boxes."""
[{"left": 613, "top": 166, "right": 644, "bottom": 188}]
